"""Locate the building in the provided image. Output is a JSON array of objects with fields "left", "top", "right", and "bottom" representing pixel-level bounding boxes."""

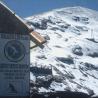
[{"left": 0, "top": 1, "right": 46, "bottom": 97}]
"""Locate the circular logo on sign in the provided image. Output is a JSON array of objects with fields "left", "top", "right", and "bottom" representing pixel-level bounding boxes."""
[{"left": 4, "top": 40, "right": 26, "bottom": 62}]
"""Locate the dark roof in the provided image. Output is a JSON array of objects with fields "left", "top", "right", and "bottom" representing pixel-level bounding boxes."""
[{"left": 0, "top": 2, "right": 33, "bottom": 34}]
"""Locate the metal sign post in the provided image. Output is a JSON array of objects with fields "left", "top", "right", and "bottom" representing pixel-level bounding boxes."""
[{"left": 0, "top": 33, "right": 30, "bottom": 98}]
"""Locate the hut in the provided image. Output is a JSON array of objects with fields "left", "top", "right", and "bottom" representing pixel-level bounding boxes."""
[{"left": 0, "top": 1, "right": 46, "bottom": 98}]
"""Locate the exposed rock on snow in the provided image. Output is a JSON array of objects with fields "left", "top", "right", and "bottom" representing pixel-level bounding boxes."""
[
  {"left": 72, "top": 45, "right": 83, "bottom": 56},
  {"left": 26, "top": 6, "right": 98, "bottom": 96}
]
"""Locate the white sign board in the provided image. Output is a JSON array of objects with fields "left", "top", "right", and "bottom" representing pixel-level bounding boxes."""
[{"left": 0, "top": 33, "right": 30, "bottom": 97}]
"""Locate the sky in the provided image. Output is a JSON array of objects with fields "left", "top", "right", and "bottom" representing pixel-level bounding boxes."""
[{"left": 2, "top": 0, "right": 98, "bottom": 18}]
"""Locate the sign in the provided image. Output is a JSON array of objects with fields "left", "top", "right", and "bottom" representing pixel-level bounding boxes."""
[{"left": 0, "top": 33, "right": 30, "bottom": 97}]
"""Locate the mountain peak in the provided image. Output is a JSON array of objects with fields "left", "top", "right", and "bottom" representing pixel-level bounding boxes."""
[
  {"left": 27, "top": 6, "right": 98, "bottom": 21},
  {"left": 28, "top": 6, "right": 98, "bottom": 96}
]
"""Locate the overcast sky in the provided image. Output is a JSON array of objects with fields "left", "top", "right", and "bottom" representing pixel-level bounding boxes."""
[{"left": 3, "top": 0, "right": 98, "bottom": 18}]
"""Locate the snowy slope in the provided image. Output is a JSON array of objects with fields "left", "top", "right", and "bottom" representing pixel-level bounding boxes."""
[{"left": 26, "top": 6, "right": 98, "bottom": 96}]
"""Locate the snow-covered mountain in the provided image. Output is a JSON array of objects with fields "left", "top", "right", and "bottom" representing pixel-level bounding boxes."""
[{"left": 26, "top": 6, "right": 98, "bottom": 96}]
